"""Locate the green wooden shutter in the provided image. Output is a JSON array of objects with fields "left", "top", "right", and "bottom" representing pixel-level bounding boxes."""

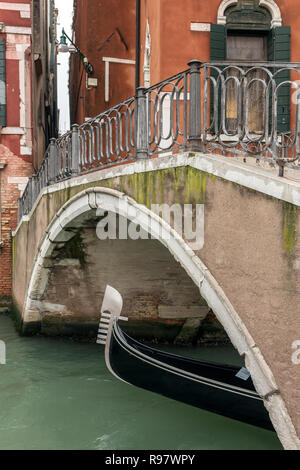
[
  {"left": 268, "top": 26, "right": 291, "bottom": 133},
  {"left": 0, "top": 39, "right": 6, "bottom": 127},
  {"left": 210, "top": 24, "right": 227, "bottom": 61},
  {"left": 210, "top": 25, "right": 226, "bottom": 131}
]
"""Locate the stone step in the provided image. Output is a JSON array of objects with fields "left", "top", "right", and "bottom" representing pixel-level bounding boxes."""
[{"left": 158, "top": 305, "right": 210, "bottom": 320}]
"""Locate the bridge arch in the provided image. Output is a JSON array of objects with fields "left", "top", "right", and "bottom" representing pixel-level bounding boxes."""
[
  {"left": 24, "top": 186, "right": 298, "bottom": 449},
  {"left": 217, "top": 0, "right": 282, "bottom": 27}
]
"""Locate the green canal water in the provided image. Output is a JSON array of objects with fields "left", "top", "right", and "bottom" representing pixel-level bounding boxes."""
[{"left": 0, "top": 314, "right": 282, "bottom": 450}]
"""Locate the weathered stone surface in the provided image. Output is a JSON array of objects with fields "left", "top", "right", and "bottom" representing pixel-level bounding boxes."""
[
  {"left": 122, "top": 319, "right": 183, "bottom": 344},
  {"left": 174, "top": 318, "right": 203, "bottom": 345},
  {"left": 0, "top": 296, "right": 11, "bottom": 309},
  {"left": 158, "top": 305, "right": 209, "bottom": 319},
  {"left": 43, "top": 232, "right": 205, "bottom": 324},
  {"left": 0, "top": 307, "right": 10, "bottom": 315}
]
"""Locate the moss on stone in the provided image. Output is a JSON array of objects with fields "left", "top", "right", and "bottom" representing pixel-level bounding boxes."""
[
  {"left": 152, "top": 172, "right": 157, "bottom": 204},
  {"left": 118, "top": 167, "right": 209, "bottom": 208},
  {"left": 41, "top": 315, "right": 98, "bottom": 339},
  {"left": 46, "top": 193, "right": 51, "bottom": 225},
  {"left": 34, "top": 166, "right": 218, "bottom": 225},
  {"left": 22, "top": 321, "right": 42, "bottom": 337},
  {"left": 66, "top": 185, "right": 71, "bottom": 201},
  {"left": 158, "top": 170, "right": 165, "bottom": 204},
  {"left": 145, "top": 172, "right": 151, "bottom": 207},
  {"left": 10, "top": 301, "right": 30, "bottom": 336},
  {"left": 174, "top": 318, "right": 202, "bottom": 345},
  {"left": 283, "top": 202, "right": 297, "bottom": 255},
  {"left": 198, "top": 317, "right": 230, "bottom": 345},
  {"left": 184, "top": 167, "right": 207, "bottom": 204},
  {"left": 0, "top": 296, "right": 12, "bottom": 309},
  {"left": 61, "top": 232, "right": 86, "bottom": 267},
  {"left": 122, "top": 319, "right": 183, "bottom": 344}
]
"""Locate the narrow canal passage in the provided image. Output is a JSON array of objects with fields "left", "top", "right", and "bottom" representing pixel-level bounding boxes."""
[{"left": 0, "top": 314, "right": 282, "bottom": 450}]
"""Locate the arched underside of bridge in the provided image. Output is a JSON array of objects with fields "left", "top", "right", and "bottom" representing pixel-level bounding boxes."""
[{"left": 18, "top": 187, "right": 300, "bottom": 450}]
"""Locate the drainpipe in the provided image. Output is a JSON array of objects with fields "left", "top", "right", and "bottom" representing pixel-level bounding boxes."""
[
  {"left": 135, "top": 0, "right": 141, "bottom": 91},
  {"left": 0, "top": 161, "right": 7, "bottom": 248}
]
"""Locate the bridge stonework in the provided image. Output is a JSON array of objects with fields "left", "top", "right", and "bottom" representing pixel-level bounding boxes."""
[{"left": 12, "top": 152, "right": 300, "bottom": 449}]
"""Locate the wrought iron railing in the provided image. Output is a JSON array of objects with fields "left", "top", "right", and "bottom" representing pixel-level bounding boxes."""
[
  {"left": 202, "top": 61, "right": 300, "bottom": 172},
  {"left": 18, "top": 60, "right": 300, "bottom": 221}
]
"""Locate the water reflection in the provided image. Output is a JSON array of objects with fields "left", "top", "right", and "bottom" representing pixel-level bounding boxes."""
[{"left": 0, "top": 315, "right": 282, "bottom": 450}]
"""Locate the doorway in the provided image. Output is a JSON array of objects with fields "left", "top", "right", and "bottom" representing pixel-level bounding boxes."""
[{"left": 226, "top": 32, "right": 268, "bottom": 133}]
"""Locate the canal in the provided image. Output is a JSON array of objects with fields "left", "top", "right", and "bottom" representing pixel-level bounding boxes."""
[{"left": 0, "top": 314, "right": 282, "bottom": 450}]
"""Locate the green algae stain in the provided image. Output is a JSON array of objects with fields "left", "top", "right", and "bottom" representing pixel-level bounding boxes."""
[
  {"left": 158, "top": 171, "right": 165, "bottom": 204},
  {"left": 119, "top": 177, "right": 125, "bottom": 193},
  {"left": 63, "top": 233, "right": 86, "bottom": 268},
  {"left": 46, "top": 193, "right": 51, "bottom": 225},
  {"left": 38, "top": 165, "right": 212, "bottom": 228},
  {"left": 173, "top": 168, "right": 181, "bottom": 204},
  {"left": 283, "top": 202, "right": 297, "bottom": 255},
  {"left": 115, "top": 167, "right": 209, "bottom": 207},
  {"left": 66, "top": 186, "right": 71, "bottom": 201},
  {"left": 152, "top": 172, "right": 157, "bottom": 205},
  {"left": 184, "top": 167, "right": 207, "bottom": 205},
  {"left": 145, "top": 172, "right": 151, "bottom": 207}
]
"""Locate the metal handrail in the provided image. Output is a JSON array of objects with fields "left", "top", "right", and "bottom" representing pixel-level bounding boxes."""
[{"left": 18, "top": 60, "right": 300, "bottom": 221}]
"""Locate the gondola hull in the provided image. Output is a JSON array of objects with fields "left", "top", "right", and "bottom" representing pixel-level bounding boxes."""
[{"left": 108, "top": 323, "right": 273, "bottom": 431}]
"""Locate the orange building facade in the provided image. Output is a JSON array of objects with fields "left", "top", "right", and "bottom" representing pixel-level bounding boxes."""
[
  {"left": 70, "top": 0, "right": 300, "bottom": 131},
  {"left": 70, "top": 0, "right": 136, "bottom": 125},
  {"left": 139, "top": 0, "right": 295, "bottom": 82}
]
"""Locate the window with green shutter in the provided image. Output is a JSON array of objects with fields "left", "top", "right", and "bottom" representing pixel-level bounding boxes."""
[
  {"left": 210, "top": 25, "right": 226, "bottom": 131},
  {"left": 268, "top": 26, "right": 291, "bottom": 133},
  {"left": 210, "top": 22, "right": 291, "bottom": 134},
  {"left": 210, "top": 24, "right": 227, "bottom": 61},
  {"left": 0, "top": 39, "right": 6, "bottom": 127}
]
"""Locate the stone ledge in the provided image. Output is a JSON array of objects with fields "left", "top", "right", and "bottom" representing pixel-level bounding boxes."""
[{"left": 158, "top": 305, "right": 209, "bottom": 319}]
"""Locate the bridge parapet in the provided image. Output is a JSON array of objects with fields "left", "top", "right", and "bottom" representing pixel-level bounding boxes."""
[{"left": 19, "top": 60, "right": 300, "bottom": 220}]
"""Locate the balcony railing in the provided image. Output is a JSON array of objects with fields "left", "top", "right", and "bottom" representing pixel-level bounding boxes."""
[{"left": 18, "top": 60, "right": 300, "bottom": 221}]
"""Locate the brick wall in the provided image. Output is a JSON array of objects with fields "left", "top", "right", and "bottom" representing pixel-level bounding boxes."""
[
  {"left": 0, "top": 1, "right": 34, "bottom": 302},
  {"left": 0, "top": 143, "right": 33, "bottom": 299}
]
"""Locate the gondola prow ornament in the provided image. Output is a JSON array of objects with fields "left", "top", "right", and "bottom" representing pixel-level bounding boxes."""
[
  {"left": 97, "top": 286, "right": 129, "bottom": 383},
  {"left": 96, "top": 285, "right": 127, "bottom": 346}
]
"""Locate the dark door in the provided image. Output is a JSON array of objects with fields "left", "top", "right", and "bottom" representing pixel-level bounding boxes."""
[{"left": 226, "top": 33, "right": 268, "bottom": 133}]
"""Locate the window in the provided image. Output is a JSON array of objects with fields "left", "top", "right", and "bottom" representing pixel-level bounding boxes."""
[
  {"left": 210, "top": 4, "right": 291, "bottom": 134},
  {"left": 226, "top": 32, "right": 268, "bottom": 133}
]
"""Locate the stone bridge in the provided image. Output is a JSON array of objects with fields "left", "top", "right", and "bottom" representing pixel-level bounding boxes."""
[
  {"left": 12, "top": 60, "right": 300, "bottom": 449},
  {"left": 12, "top": 151, "right": 300, "bottom": 449}
]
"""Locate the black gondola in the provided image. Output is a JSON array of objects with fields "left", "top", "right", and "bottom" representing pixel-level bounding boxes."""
[{"left": 97, "top": 286, "right": 273, "bottom": 431}]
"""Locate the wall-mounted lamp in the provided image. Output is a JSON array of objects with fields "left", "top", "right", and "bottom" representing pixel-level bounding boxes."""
[{"left": 58, "top": 28, "right": 94, "bottom": 75}]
